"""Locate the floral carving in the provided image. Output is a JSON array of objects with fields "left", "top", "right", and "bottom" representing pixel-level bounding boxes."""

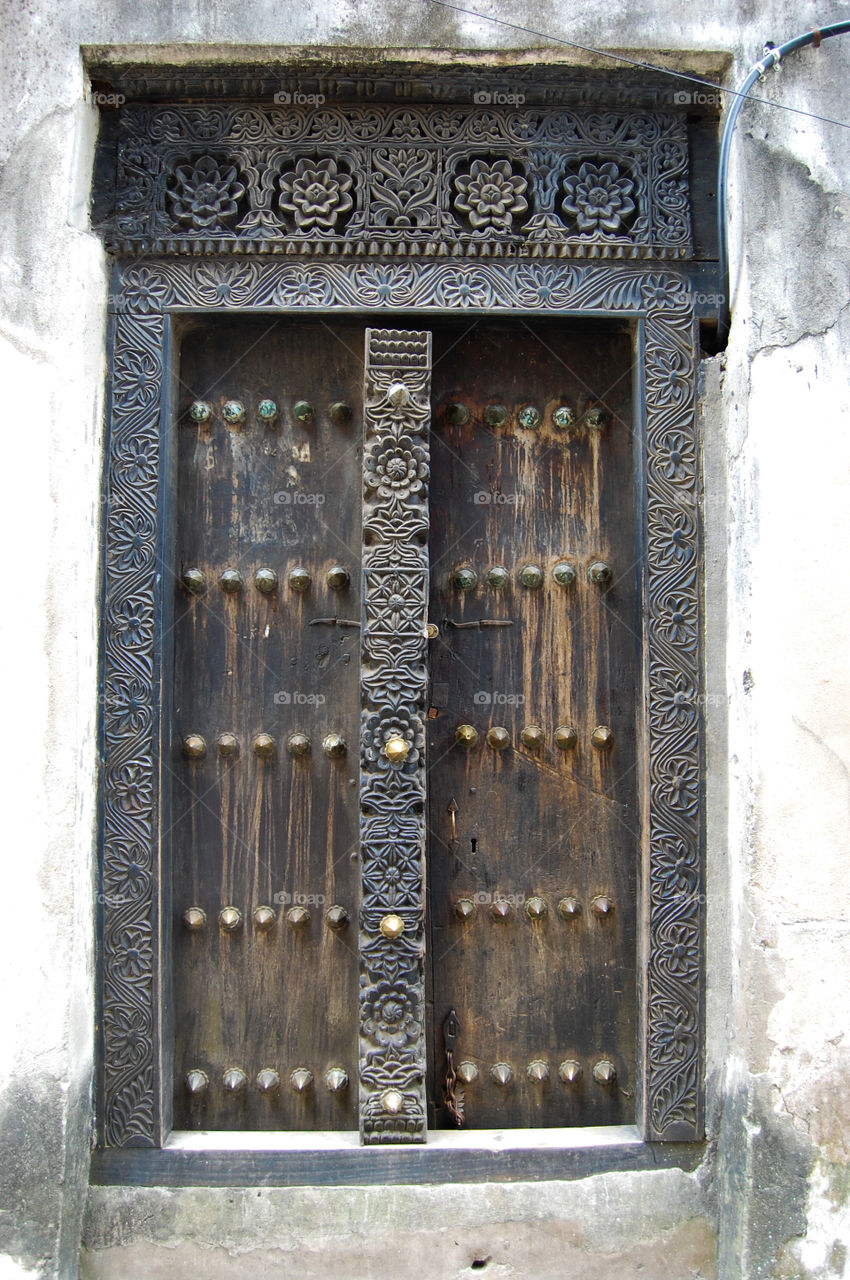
[
  {"left": 562, "top": 160, "right": 636, "bottom": 234},
  {"left": 453, "top": 159, "right": 528, "bottom": 232},
  {"left": 361, "top": 980, "right": 422, "bottom": 1053},
  {"left": 364, "top": 435, "right": 428, "bottom": 503},
  {"left": 167, "top": 156, "right": 245, "bottom": 230},
  {"left": 278, "top": 157, "right": 353, "bottom": 231}
]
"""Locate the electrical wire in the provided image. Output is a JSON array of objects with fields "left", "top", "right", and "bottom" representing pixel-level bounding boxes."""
[{"left": 423, "top": 0, "right": 850, "bottom": 132}]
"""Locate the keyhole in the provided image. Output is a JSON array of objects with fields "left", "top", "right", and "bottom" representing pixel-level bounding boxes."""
[{"left": 470, "top": 837, "right": 477, "bottom": 853}]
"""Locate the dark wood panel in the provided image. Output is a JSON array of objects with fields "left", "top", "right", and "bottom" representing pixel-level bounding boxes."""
[
  {"left": 170, "top": 318, "right": 364, "bottom": 1130},
  {"left": 426, "top": 319, "right": 639, "bottom": 1129}
]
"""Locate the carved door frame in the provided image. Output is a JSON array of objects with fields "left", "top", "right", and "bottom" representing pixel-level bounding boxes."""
[{"left": 97, "top": 253, "right": 702, "bottom": 1157}]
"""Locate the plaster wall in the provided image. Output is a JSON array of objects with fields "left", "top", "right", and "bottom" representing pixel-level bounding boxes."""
[{"left": 0, "top": 1, "right": 848, "bottom": 1277}]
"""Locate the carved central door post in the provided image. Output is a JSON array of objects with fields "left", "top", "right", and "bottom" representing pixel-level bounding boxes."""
[{"left": 358, "top": 330, "right": 432, "bottom": 1142}]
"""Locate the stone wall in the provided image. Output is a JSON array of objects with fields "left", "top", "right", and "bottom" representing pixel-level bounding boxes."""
[{"left": 1, "top": 1, "right": 848, "bottom": 1276}]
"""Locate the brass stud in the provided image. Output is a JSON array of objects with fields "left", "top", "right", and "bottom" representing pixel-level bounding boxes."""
[
  {"left": 554, "top": 725, "right": 578, "bottom": 751},
  {"left": 286, "top": 905, "right": 310, "bottom": 929},
  {"left": 379, "top": 913, "right": 404, "bottom": 940},
  {"left": 490, "top": 899, "right": 512, "bottom": 921},
  {"left": 290, "top": 1067, "right": 314, "bottom": 1093},
  {"left": 326, "top": 904, "right": 349, "bottom": 930},
  {"left": 381, "top": 1087, "right": 405, "bottom": 1114},
  {"left": 591, "top": 725, "right": 614, "bottom": 751},
  {"left": 593, "top": 1059, "right": 617, "bottom": 1086},
  {"left": 189, "top": 400, "right": 211, "bottom": 425},
  {"left": 490, "top": 1063, "right": 514, "bottom": 1086},
  {"left": 426, "top": 622, "right": 439, "bottom": 639},
  {"left": 182, "top": 568, "right": 206, "bottom": 594},
  {"left": 253, "top": 732, "right": 276, "bottom": 759},
  {"left": 222, "top": 1067, "right": 247, "bottom": 1092},
  {"left": 219, "top": 568, "right": 243, "bottom": 593},
  {"left": 585, "top": 407, "right": 606, "bottom": 431},
  {"left": 518, "top": 405, "right": 541, "bottom": 429},
  {"left": 182, "top": 906, "right": 206, "bottom": 932},
  {"left": 525, "top": 895, "right": 548, "bottom": 920},
  {"left": 557, "top": 896, "right": 582, "bottom": 921},
  {"left": 185, "top": 1069, "right": 208, "bottom": 1095},
  {"left": 558, "top": 1059, "right": 583, "bottom": 1085},
  {"left": 322, "top": 732, "right": 346, "bottom": 759},
  {"left": 455, "top": 724, "right": 479, "bottom": 749},
  {"left": 519, "top": 564, "right": 544, "bottom": 589},
  {"left": 329, "top": 401, "right": 352, "bottom": 424},
  {"left": 254, "top": 567, "right": 278, "bottom": 594},
  {"left": 486, "top": 726, "right": 510, "bottom": 752},
  {"left": 553, "top": 562, "right": 577, "bottom": 587},
  {"left": 446, "top": 402, "right": 470, "bottom": 427},
  {"left": 454, "top": 898, "right": 476, "bottom": 922},
  {"left": 387, "top": 382, "right": 410, "bottom": 408},
  {"left": 325, "top": 1067, "right": 349, "bottom": 1093},
  {"left": 217, "top": 732, "right": 239, "bottom": 758},
  {"left": 182, "top": 733, "right": 207, "bottom": 760},
  {"left": 287, "top": 732, "right": 311, "bottom": 758},
  {"left": 293, "top": 400, "right": 314, "bottom": 424},
  {"left": 592, "top": 895, "right": 614, "bottom": 917},
  {"left": 288, "top": 567, "right": 312, "bottom": 592},
  {"left": 552, "top": 405, "right": 575, "bottom": 431},
  {"left": 527, "top": 1059, "right": 550, "bottom": 1083},
  {"left": 222, "top": 400, "right": 246, "bottom": 426},
  {"left": 253, "top": 905, "right": 276, "bottom": 932},
  {"left": 257, "top": 399, "right": 278, "bottom": 422},
  {"left": 587, "top": 560, "right": 612, "bottom": 586},
  {"left": 453, "top": 566, "right": 478, "bottom": 591},
  {"left": 384, "top": 736, "right": 410, "bottom": 765},
  {"left": 483, "top": 404, "right": 507, "bottom": 427},
  {"left": 456, "top": 1061, "right": 480, "bottom": 1085},
  {"left": 486, "top": 565, "right": 510, "bottom": 590},
  {"left": 326, "top": 565, "right": 350, "bottom": 591},
  {"left": 520, "top": 724, "right": 545, "bottom": 750},
  {"left": 218, "top": 906, "right": 242, "bottom": 932},
  {"left": 256, "top": 1068, "right": 280, "bottom": 1093}
]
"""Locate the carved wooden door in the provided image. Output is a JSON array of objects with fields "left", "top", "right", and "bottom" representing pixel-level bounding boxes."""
[{"left": 169, "top": 317, "right": 637, "bottom": 1135}]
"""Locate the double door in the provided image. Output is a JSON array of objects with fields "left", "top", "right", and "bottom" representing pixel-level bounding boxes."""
[{"left": 170, "top": 315, "right": 637, "bottom": 1135}]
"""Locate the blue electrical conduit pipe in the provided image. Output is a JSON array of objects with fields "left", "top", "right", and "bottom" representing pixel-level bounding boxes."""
[{"left": 717, "top": 20, "right": 850, "bottom": 346}]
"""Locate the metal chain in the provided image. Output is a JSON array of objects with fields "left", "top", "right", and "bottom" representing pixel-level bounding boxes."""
[{"left": 442, "top": 1008, "right": 465, "bottom": 1127}]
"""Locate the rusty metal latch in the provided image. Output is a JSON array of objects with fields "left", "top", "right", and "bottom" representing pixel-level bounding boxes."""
[{"left": 442, "top": 1007, "right": 464, "bottom": 1127}]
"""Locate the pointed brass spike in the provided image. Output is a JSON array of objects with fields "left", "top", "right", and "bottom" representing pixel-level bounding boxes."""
[
  {"left": 587, "top": 560, "right": 612, "bottom": 586},
  {"left": 448, "top": 797, "right": 458, "bottom": 840},
  {"left": 322, "top": 732, "right": 346, "bottom": 758},
  {"left": 222, "top": 1067, "right": 247, "bottom": 1092},
  {"left": 184, "top": 1069, "right": 208, "bottom": 1095},
  {"left": 455, "top": 725, "right": 479, "bottom": 748},
  {"left": 380, "top": 1088, "right": 405, "bottom": 1114},
  {"left": 486, "top": 726, "right": 510, "bottom": 751},
  {"left": 527, "top": 1059, "right": 550, "bottom": 1084},
  {"left": 182, "top": 734, "right": 207, "bottom": 760},
  {"left": 554, "top": 725, "right": 578, "bottom": 750},
  {"left": 559, "top": 1059, "right": 583, "bottom": 1085},
  {"left": 286, "top": 732, "right": 311, "bottom": 757},
  {"left": 218, "top": 906, "right": 242, "bottom": 932},
  {"left": 286, "top": 905, "right": 310, "bottom": 929},
  {"left": 525, "top": 895, "right": 548, "bottom": 920},
  {"left": 254, "top": 567, "right": 278, "bottom": 594},
  {"left": 379, "top": 913, "right": 405, "bottom": 940},
  {"left": 219, "top": 568, "right": 243, "bottom": 593},
  {"left": 325, "top": 1067, "right": 349, "bottom": 1093},
  {"left": 593, "top": 1059, "right": 617, "bottom": 1086},
  {"left": 256, "top": 1068, "right": 280, "bottom": 1093},
  {"left": 456, "top": 1061, "right": 480, "bottom": 1085},
  {"left": 490, "top": 899, "right": 512, "bottom": 921},
  {"left": 591, "top": 725, "right": 614, "bottom": 750},
  {"left": 252, "top": 732, "right": 275, "bottom": 759},
  {"left": 592, "top": 895, "right": 614, "bottom": 917},
  {"left": 326, "top": 904, "right": 349, "bottom": 930},
  {"left": 384, "top": 736, "right": 410, "bottom": 765},
  {"left": 182, "top": 568, "right": 206, "bottom": 594},
  {"left": 252, "top": 905, "right": 276, "bottom": 932},
  {"left": 454, "top": 898, "right": 476, "bottom": 922},
  {"left": 520, "top": 724, "right": 545, "bottom": 750},
  {"left": 216, "top": 732, "right": 239, "bottom": 758},
  {"left": 182, "top": 906, "right": 206, "bottom": 932},
  {"left": 290, "top": 1067, "right": 314, "bottom": 1093},
  {"left": 490, "top": 1062, "right": 514, "bottom": 1086},
  {"left": 557, "top": 896, "right": 582, "bottom": 920}
]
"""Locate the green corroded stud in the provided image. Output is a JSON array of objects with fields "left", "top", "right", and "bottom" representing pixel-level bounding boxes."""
[
  {"left": 483, "top": 404, "right": 507, "bottom": 428},
  {"left": 222, "top": 400, "right": 246, "bottom": 426},
  {"left": 446, "top": 402, "right": 471, "bottom": 427},
  {"left": 288, "top": 567, "right": 312, "bottom": 592},
  {"left": 553, "top": 562, "right": 577, "bottom": 587},
  {"left": 189, "top": 400, "right": 211, "bottom": 424},
  {"left": 257, "top": 399, "right": 278, "bottom": 422},
  {"left": 293, "top": 401, "right": 315, "bottom": 425},
  {"left": 486, "top": 566, "right": 510, "bottom": 590},
  {"left": 453, "top": 566, "right": 478, "bottom": 591},
  {"left": 519, "top": 564, "right": 544, "bottom": 589},
  {"left": 518, "top": 405, "right": 541, "bottom": 429},
  {"left": 552, "top": 406, "right": 575, "bottom": 431}
]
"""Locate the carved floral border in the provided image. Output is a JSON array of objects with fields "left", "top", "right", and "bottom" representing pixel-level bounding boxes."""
[{"left": 99, "top": 256, "right": 701, "bottom": 1146}]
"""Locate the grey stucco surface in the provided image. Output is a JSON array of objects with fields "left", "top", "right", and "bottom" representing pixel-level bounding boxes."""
[{"left": 2, "top": 1, "right": 850, "bottom": 1276}]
